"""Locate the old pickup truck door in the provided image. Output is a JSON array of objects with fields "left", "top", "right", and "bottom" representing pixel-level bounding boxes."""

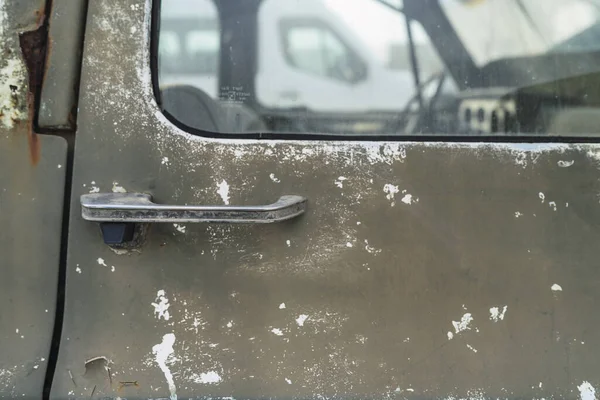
[{"left": 50, "top": 1, "right": 600, "bottom": 399}]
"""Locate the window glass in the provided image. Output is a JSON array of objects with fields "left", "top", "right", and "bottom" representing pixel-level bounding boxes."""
[
  {"left": 157, "top": 0, "right": 600, "bottom": 137},
  {"left": 284, "top": 25, "right": 363, "bottom": 83}
]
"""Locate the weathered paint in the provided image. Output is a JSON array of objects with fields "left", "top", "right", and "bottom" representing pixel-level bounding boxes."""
[
  {"left": 0, "top": 0, "right": 66, "bottom": 398},
  {"left": 51, "top": 0, "right": 600, "bottom": 399}
]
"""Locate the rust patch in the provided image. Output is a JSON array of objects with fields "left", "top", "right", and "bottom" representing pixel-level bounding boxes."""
[{"left": 18, "top": 20, "right": 48, "bottom": 166}]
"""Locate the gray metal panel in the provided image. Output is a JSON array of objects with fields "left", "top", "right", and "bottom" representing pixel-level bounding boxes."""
[
  {"left": 52, "top": 0, "right": 600, "bottom": 399},
  {"left": 0, "top": 132, "right": 67, "bottom": 398},
  {"left": 1, "top": 0, "right": 67, "bottom": 397},
  {"left": 38, "top": 0, "right": 88, "bottom": 129}
]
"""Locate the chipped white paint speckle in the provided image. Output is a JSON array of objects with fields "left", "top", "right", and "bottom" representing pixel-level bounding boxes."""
[
  {"left": 152, "top": 290, "right": 171, "bottom": 321},
  {"left": 269, "top": 173, "right": 280, "bottom": 183},
  {"left": 346, "top": 242, "right": 353, "bottom": 248},
  {"left": 89, "top": 185, "right": 100, "bottom": 194},
  {"left": 57, "top": 164, "right": 62, "bottom": 169},
  {"left": 0, "top": 59, "right": 27, "bottom": 129},
  {"left": 285, "top": 378, "right": 292, "bottom": 385},
  {"left": 451, "top": 313, "right": 474, "bottom": 336},
  {"left": 226, "top": 321, "right": 233, "bottom": 328},
  {"left": 447, "top": 331, "right": 454, "bottom": 340},
  {"left": 112, "top": 182, "right": 126, "bottom": 193},
  {"left": 515, "top": 212, "right": 523, "bottom": 218},
  {"left": 539, "top": 192, "right": 545, "bottom": 203},
  {"left": 279, "top": 303, "right": 286, "bottom": 309},
  {"left": 364, "top": 239, "right": 381, "bottom": 254},
  {"left": 286, "top": 240, "right": 291, "bottom": 247},
  {"left": 558, "top": 160, "right": 575, "bottom": 168},
  {"left": 192, "top": 371, "right": 222, "bottom": 385},
  {"left": 152, "top": 333, "right": 177, "bottom": 400},
  {"left": 97, "top": 258, "right": 107, "bottom": 266},
  {"left": 401, "top": 193, "right": 416, "bottom": 205},
  {"left": 489, "top": 306, "right": 507, "bottom": 322},
  {"left": 161, "top": 157, "right": 170, "bottom": 166},
  {"left": 466, "top": 344, "right": 478, "bottom": 353},
  {"left": 551, "top": 283, "right": 563, "bottom": 292},
  {"left": 578, "top": 381, "right": 597, "bottom": 400},
  {"left": 271, "top": 328, "right": 284, "bottom": 336},
  {"left": 334, "top": 176, "right": 347, "bottom": 188},
  {"left": 216, "top": 180, "right": 230, "bottom": 205},
  {"left": 173, "top": 224, "right": 186, "bottom": 234},
  {"left": 549, "top": 201, "right": 557, "bottom": 211},
  {"left": 296, "top": 314, "right": 308, "bottom": 327},
  {"left": 75, "top": 267, "right": 82, "bottom": 274},
  {"left": 383, "top": 184, "right": 399, "bottom": 206}
]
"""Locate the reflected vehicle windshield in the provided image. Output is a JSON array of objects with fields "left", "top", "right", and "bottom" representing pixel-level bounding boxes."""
[
  {"left": 158, "top": 0, "right": 600, "bottom": 137},
  {"left": 441, "top": 0, "right": 600, "bottom": 66}
]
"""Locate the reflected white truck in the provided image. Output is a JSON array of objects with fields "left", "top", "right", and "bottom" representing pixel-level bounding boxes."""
[{"left": 160, "top": 0, "right": 414, "bottom": 113}]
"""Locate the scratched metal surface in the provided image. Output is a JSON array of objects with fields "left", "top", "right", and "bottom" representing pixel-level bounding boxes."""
[
  {"left": 51, "top": 0, "right": 600, "bottom": 399},
  {"left": 0, "top": 1, "right": 66, "bottom": 398}
]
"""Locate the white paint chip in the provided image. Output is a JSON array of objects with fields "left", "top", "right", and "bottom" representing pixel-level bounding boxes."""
[
  {"left": 383, "top": 184, "right": 400, "bottom": 206},
  {"left": 57, "top": 164, "right": 62, "bottom": 169},
  {"left": 578, "top": 381, "right": 597, "bottom": 400},
  {"left": 296, "top": 314, "right": 308, "bottom": 327},
  {"left": 539, "top": 192, "right": 545, "bottom": 203},
  {"left": 271, "top": 328, "right": 284, "bottom": 336},
  {"left": 152, "top": 333, "right": 177, "bottom": 400},
  {"left": 285, "top": 378, "right": 292, "bottom": 385},
  {"left": 216, "top": 180, "right": 230, "bottom": 205},
  {"left": 226, "top": 321, "right": 233, "bottom": 328},
  {"left": 447, "top": 331, "right": 454, "bottom": 340},
  {"left": 346, "top": 242, "right": 353, "bottom": 248},
  {"left": 97, "top": 258, "right": 107, "bottom": 266},
  {"left": 551, "top": 284, "right": 563, "bottom": 292},
  {"left": 75, "top": 267, "right": 82, "bottom": 274},
  {"left": 451, "top": 313, "right": 474, "bottom": 335},
  {"left": 515, "top": 212, "right": 523, "bottom": 218},
  {"left": 402, "top": 194, "right": 416, "bottom": 205},
  {"left": 151, "top": 290, "right": 171, "bottom": 321},
  {"left": 161, "top": 157, "right": 170, "bottom": 166},
  {"left": 490, "top": 306, "right": 508, "bottom": 322},
  {"left": 279, "top": 303, "right": 286, "bottom": 309},
  {"left": 112, "top": 182, "right": 126, "bottom": 193},
  {"left": 286, "top": 240, "right": 291, "bottom": 247},
  {"left": 549, "top": 201, "right": 557, "bottom": 211},
  {"left": 558, "top": 160, "right": 575, "bottom": 168},
  {"left": 466, "top": 344, "right": 478, "bottom": 353},
  {"left": 173, "top": 224, "right": 186, "bottom": 234},
  {"left": 192, "top": 371, "right": 222, "bottom": 385},
  {"left": 269, "top": 173, "right": 280, "bottom": 183},
  {"left": 335, "top": 176, "right": 347, "bottom": 188}
]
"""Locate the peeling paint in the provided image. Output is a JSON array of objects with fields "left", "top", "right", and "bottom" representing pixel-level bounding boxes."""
[
  {"left": 551, "top": 284, "right": 563, "bottom": 292},
  {"left": 216, "top": 179, "right": 230, "bottom": 205},
  {"left": 383, "top": 184, "right": 399, "bottom": 206},
  {"left": 489, "top": 306, "right": 507, "bottom": 322},
  {"left": 152, "top": 333, "right": 177, "bottom": 400},
  {"left": 578, "top": 381, "right": 597, "bottom": 400},
  {"left": 191, "top": 371, "right": 222, "bottom": 385},
  {"left": 451, "top": 313, "right": 474, "bottom": 336},
  {"left": 558, "top": 160, "right": 575, "bottom": 168},
  {"left": 152, "top": 290, "right": 171, "bottom": 321},
  {"left": 296, "top": 314, "right": 308, "bottom": 327}
]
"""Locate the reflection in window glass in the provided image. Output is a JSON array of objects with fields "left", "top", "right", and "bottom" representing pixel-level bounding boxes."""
[{"left": 158, "top": 0, "right": 600, "bottom": 137}]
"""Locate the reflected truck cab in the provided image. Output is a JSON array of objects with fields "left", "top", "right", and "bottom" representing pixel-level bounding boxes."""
[{"left": 159, "top": 0, "right": 414, "bottom": 115}]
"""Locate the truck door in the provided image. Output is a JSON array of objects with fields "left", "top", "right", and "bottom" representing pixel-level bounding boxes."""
[{"left": 50, "top": 0, "right": 600, "bottom": 399}]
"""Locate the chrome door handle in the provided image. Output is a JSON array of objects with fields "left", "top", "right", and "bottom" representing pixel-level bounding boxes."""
[{"left": 80, "top": 193, "right": 307, "bottom": 245}]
